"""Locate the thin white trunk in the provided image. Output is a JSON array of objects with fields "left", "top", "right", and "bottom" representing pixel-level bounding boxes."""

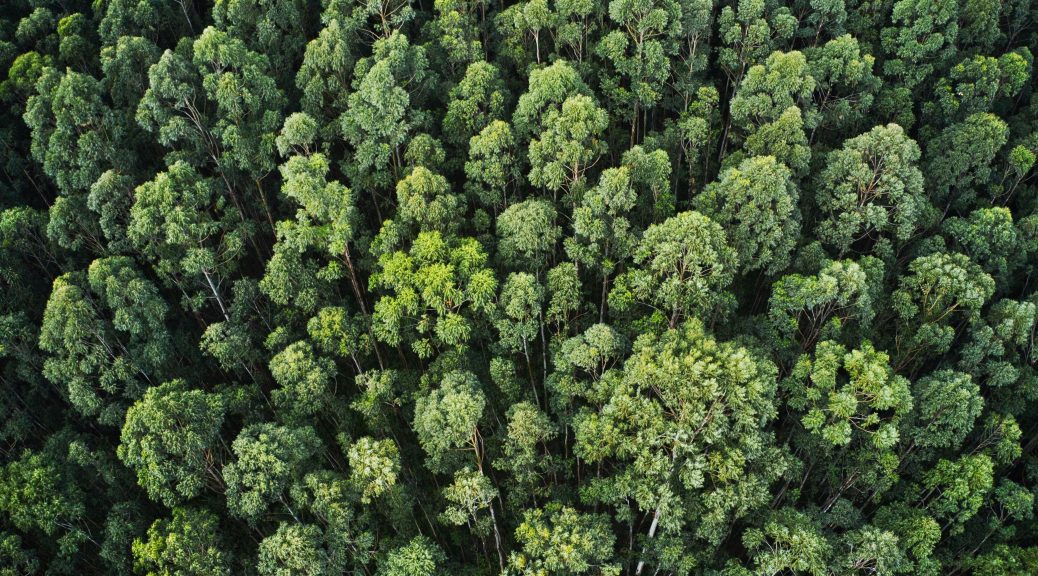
[
  {"left": 202, "top": 269, "right": 230, "bottom": 322},
  {"left": 634, "top": 507, "right": 662, "bottom": 575}
]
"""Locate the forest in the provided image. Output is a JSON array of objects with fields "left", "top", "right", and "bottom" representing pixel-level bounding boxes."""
[{"left": 1, "top": 0, "right": 1038, "bottom": 573}]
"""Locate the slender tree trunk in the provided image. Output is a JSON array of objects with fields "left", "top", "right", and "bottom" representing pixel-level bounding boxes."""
[
  {"left": 488, "top": 503, "right": 506, "bottom": 571},
  {"left": 634, "top": 507, "right": 662, "bottom": 575},
  {"left": 202, "top": 269, "right": 230, "bottom": 322}
]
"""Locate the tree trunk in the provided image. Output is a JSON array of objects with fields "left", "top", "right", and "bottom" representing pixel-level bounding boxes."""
[{"left": 634, "top": 507, "right": 662, "bottom": 575}]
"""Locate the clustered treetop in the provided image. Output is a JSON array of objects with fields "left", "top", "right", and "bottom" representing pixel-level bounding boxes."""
[{"left": 1, "top": 0, "right": 1038, "bottom": 574}]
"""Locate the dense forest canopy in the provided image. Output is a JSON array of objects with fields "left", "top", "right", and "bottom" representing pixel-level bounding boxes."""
[{"left": 2, "top": 0, "right": 1038, "bottom": 573}]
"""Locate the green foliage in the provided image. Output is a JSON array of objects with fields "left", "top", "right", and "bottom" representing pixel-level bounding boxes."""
[
  {"left": 815, "top": 123, "right": 930, "bottom": 256},
  {"left": 612, "top": 210, "right": 737, "bottom": 325},
  {"left": 128, "top": 161, "right": 248, "bottom": 313},
  {"left": 695, "top": 155, "right": 799, "bottom": 274},
  {"left": 806, "top": 35, "right": 879, "bottom": 137},
  {"left": 257, "top": 523, "right": 328, "bottom": 576},
  {"left": 507, "top": 504, "right": 619, "bottom": 574},
  {"left": 443, "top": 62, "right": 508, "bottom": 148},
  {"left": 527, "top": 94, "right": 609, "bottom": 198},
  {"left": 892, "top": 252, "right": 996, "bottom": 364},
  {"left": 132, "top": 507, "right": 231, "bottom": 576},
  {"left": 728, "top": 50, "right": 815, "bottom": 173},
  {"left": 413, "top": 370, "right": 486, "bottom": 473},
  {"left": 379, "top": 536, "right": 446, "bottom": 576},
  {"left": 5, "top": 1, "right": 1038, "bottom": 574},
  {"left": 340, "top": 31, "right": 429, "bottom": 191},
  {"left": 497, "top": 199, "right": 561, "bottom": 271},
  {"left": 566, "top": 166, "right": 638, "bottom": 280},
  {"left": 785, "top": 340, "right": 912, "bottom": 448},
  {"left": 907, "top": 370, "right": 983, "bottom": 450},
  {"left": 743, "top": 508, "right": 831, "bottom": 575},
  {"left": 347, "top": 436, "right": 401, "bottom": 503},
  {"left": 269, "top": 341, "right": 337, "bottom": 420},
  {"left": 768, "top": 257, "right": 881, "bottom": 353},
  {"left": 39, "top": 263, "right": 171, "bottom": 425},
  {"left": 223, "top": 423, "right": 322, "bottom": 523},
  {"left": 574, "top": 319, "right": 785, "bottom": 562},
  {"left": 466, "top": 119, "right": 521, "bottom": 213},
  {"left": 370, "top": 230, "right": 497, "bottom": 356},
  {"left": 118, "top": 380, "right": 225, "bottom": 507}
]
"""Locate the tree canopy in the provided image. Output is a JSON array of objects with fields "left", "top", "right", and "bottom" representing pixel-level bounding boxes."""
[{"left": 3, "top": 0, "right": 1038, "bottom": 574}]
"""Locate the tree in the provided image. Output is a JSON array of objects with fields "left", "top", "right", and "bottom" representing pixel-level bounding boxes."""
[
  {"left": 783, "top": 340, "right": 912, "bottom": 504},
  {"left": 595, "top": 0, "right": 679, "bottom": 144},
  {"left": 132, "top": 507, "right": 231, "bottom": 576},
  {"left": 128, "top": 161, "right": 248, "bottom": 319},
  {"left": 496, "top": 199, "right": 561, "bottom": 272},
  {"left": 428, "top": 0, "right": 487, "bottom": 81},
  {"left": 269, "top": 341, "right": 337, "bottom": 421},
  {"left": 621, "top": 144, "right": 674, "bottom": 224},
  {"left": 370, "top": 231, "right": 497, "bottom": 357},
  {"left": 742, "top": 508, "right": 831, "bottom": 576},
  {"left": 340, "top": 31, "right": 429, "bottom": 194},
  {"left": 465, "top": 120, "right": 521, "bottom": 213},
  {"left": 39, "top": 261, "right": 171, "bottom": 426},
  {"left": 943, "top": 207, "right": 1021, "bottom": 280},
  {"left": 907, "top": 370, "right": 983, "bottom": 450},
  {"left": 443, "top": 62, "right": 508, "bottom": 149},
  {"left": 566, "top": 166, "right": 638, "bottom": 319},
  {"left": 505, "top": 504, "right": 619, "bottom": 575},
  {"left": 925, "top": 113, "right": 1009, "bottom": 210},
  {"left": 695, "top": 155, "right": 799, "bottom": 274},
  {"left": 440, "top": 467, "right": 500, "bottom": 547},
  {"left": 263, "top": 150, "right": 364, "bottom": 314},
  {"left": 413, "top": 370, "right": 486, "bottom": 473},
  {"left": 805, "top": 34, "right": 879, "bottom": 140},
  {"left": 0, "top": 532, "right": 39, "bottom": 576},
  {"left": 378, "top": 536, "right": 445, "bottom": 576},
  {"left": 396, "top": 166, "right": 464, "bottom": 234},
  {"left": 786, "top": 340, "right": 912, "bottom": 449},
  {"left": 926, "top": 52, "right": 1030, "bottom": 125},
  {"left": 137, "top": 26, "right": 285, "bottom": 195},
  {"left": 892, "top": 252, "right": 995, "bottom": 367},
  {"left": 290, "top": 470, "right": 376, "bottom": 571},
  {"left": 211, "top": 0, "right": 307, "bottom": 85},
  {"left": 880, "top": 0, "right": 958, "bottom": 90},
  {"left": 512, "top": 60, "right": 591, "bottom": 142},
  {"left": 296, "top": 12, "right": 358, "bottom": 136},
  {"left": 814, "top": 123, "right": 930, "bottom": 257},
  {"left": 496, "top": 273, "right": 545, "bottom": 382},
  {"left": 257, "top": 523, "right": 328, "bottom": 576},
  {"left": 611, "top": 210, "right": 737, "bottom": 326},
  {"left": 223, "top": 423, "right": 322, "bottom": 523},
  {"left": 834, "top": 526, "right": 910, "bottom": 574},
  {"left": 0, "top": 447, "right": 86, "bottom": 545},
  {"left": 87, "top": 170, "right": 137, "bottom": 254},
  {"left": 717, "top": 0, "right": 796, "bottom": 91},
  {"left": 527, "top": 94, "right": 609, "bottom": 200},
  {"left": 344, "top": 0, "right": 416, "bottom": 39},
  {"left": 917, "top": 453, "right": 994, "bottom": 534},
  {"left": 97, "top": 0, "right": 188, "bottom": 47},
  {"left": 498, "top": 401, "right": 557, "bottom": 506},
  {"left": 347, "top": 436, "right": 400, "bottom": 503},
  {"left": 768, "top": 257, "right": 881, "bottom": 355},
  {"left": 727, "top": 50, "right": 815, "bottom": 173},
  {"left": 23, "top": 67, "right": 121, "bottom": 198},
  {"left": 495, "top": 0, "right": 556, "bottom": 66},
  {"left": 23, "top": 65, "right": 135, "bottom": 252},
  {"left": 574, "top": 319, "right": 786, "bottom": 571},
  {"left": 118, "top": 380, "right": 225, "bottom": 507}
]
